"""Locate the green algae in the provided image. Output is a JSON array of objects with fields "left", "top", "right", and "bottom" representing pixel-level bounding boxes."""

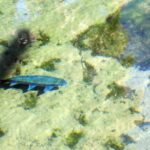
[
  {"left": 119, "top": 55, "right": 135, "bottom": 67},
  {"left": 22, "top": 93, "right": 37, "bottom": 110},
  {"left": 78, "top": 113, "right": 88, "bottom": 126},
  {"left": 82, "top": 61, "right": 96, "bottom": 84},
  {"left": 39, "top": 58, "right": 61, "bottom": 71},
  {"left": 36, "top": 30, "right": 51, "bottom": 46},
  {"left": 105, "top": 138, "right": 124, "bottom": 150},
  {"left": 106, "top": 82, "right": 127, "bottom": 99},
  {"left": 48, "top": 128, "right": 61, "bottom": 144},
  {"left": 129, "top": 106, "right": 140, "bottom": 114},
  {"left": 75, "top": 111, "right": 88, "bottom": 126},
  {"left": 106, "top": 82, "right": 138, "bottom": 101},
  {"left": 51, "top": 128, "right": 60, "bottom": 138},
  {"left": 72, "top": 10, "right": 127, "bottom": 57},
  {"left": 0, "top": 128, "right": 5, "bottom": 137},
  {"left": 65, "top": 130, "right": 84, "bottom": 148}
]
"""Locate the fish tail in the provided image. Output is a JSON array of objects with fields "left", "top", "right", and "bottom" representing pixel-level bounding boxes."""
[{"left": 0, "top": 79, "right": 9, "bottom": 84}]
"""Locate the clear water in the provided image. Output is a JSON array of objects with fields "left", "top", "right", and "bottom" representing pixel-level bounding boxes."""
[{"left": 0, "top": 0, "right": 149, "bottom": 149}]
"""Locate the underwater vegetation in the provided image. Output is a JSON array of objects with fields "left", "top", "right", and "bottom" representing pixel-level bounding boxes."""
[
  {"left": 21, "top": 93, "right": 37, "bottom": 110},
  {"left": 36, "top": 30, "right": 50, "bottom": 46},
  {"left": 0, "top": 128, "right": 5, "bottom": 137},
  {"left": 74, "top": 111, "right": 88, "bottom": 126},
  {"left": 64, "top": 130, "right": 84, "bottom": 148},
  {"left": 77, "top": 113, "right": 88, "bottom": 126},
  {"left": 39, "top": 58, "right": 61, "bottom": 71},
  {"left": 104, "top": 137, "right": 124, "bottom": 150},
  {"left": 48, "top": 128, "right": 61, "bottom": 144},
  {"left": 72, "top": 10, "right": 127, "bottom": 57},
  {"left": 50, "top": 128, "right": 61, "bottom": 138},
  {"left": 82, "top": 61, "right": 96, "bottom": 84},
  {"left": 106, "top": 82, "right": 127, "bottom": 99},
  {"left": 128, "top": 106, "right": 140, "bottom": 114},
  {"left": 119, "top": 55, "right": 135, "bottom": 68},
  {"left": 106, "top": 82, "right": 137, "bottom": 100}
]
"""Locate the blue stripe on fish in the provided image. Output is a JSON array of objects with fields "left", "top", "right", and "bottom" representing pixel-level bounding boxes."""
[
  {"left": 28, "top": 84, "right": 36, "bottom": 90},
  {"left": 0, "top": 75, "right": 67, "bottom": 94},
  {"left": 10, "top": 75, "right": 67, "bottom": 86}
]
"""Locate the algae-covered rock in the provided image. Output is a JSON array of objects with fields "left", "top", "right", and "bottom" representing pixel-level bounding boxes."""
[
  {"left": 72, "top": 10, "right": 127, "bottom": 57},
  {"left": 64, "top": 129, "right": 84, "bottom": 148}
]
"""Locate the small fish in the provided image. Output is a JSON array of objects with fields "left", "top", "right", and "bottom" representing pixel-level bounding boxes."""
[{"left": 0, "top": 75, "right": 67, "bottom": 95}]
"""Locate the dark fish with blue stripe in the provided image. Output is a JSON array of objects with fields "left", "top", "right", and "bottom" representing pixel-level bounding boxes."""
[{"left": 0, "top": 75, "right": 67, "bottom": 95}]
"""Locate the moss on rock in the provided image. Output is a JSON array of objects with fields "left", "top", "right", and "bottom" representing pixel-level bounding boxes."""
[
  {"left": 72, "top": 10, "right": 127, "bottom": 57},
  {"left": 65, "top": 130, "right": 84, "bottom": 148},
  {"left": 82, "top": 61, "right": 96, "bottom": 84},
  {"left": 104, "top": 137, "right": 124, "bottom": 150},
  {"left": 22, "top": 93, "right": 37, "bottom": 110}
]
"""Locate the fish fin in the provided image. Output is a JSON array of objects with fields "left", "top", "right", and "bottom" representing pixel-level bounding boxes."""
[
  {"left": 10, "top": 81, "right": 17, "bottom": 86},
  {"left": 43, "top": 86, "right": 58, "bottom": 93},
  {"left": 28, "top": 84, "right": 36, "bottom": 90}
]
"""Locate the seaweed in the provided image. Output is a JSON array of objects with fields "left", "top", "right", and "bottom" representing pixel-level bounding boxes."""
[
  {"left": 51, "top": 128, "right": 61, "bottom": 138},
  {"left": 105, "top": 138, "right": 124, "bottom": 150},
  {"left": 37, "top": 30, "right": 50, "bottom": 46},
  {"left": 22, "top": 93, "right": 37, "bottom": 110},
  {"left": 75, "top": 111, "right": 88, "bottom": 126},
  {"left": 64, "top": 130, "right": 84, "bottom": 148},
  {"left": 78, "top": 113, "right": 88, "bottom": 126},
  {"left": 83, "top": 61, "right": 96, "bottom": 84},
  {"left": 129, "top": 106, "right": 140, "bottom": 114},
  {"left": 119, "top": 55, "right": 135, "bottom": 67},
  {"left": 0, "top": 128, "right": 5, "bottom": 137},
  {"left": 106, "top": 9, "right": 120, "bottom": 31},
  {"left": 72, "top": 10, "right": 127, "bottom": 57},
  {"left": 48, "top": 128, "right": 61, "bottom": 143},
  {"left": 40, "top": 58, "right": 61, "bottom": 71},
  {"left": 106, "top": 82, "right": 127, "bottom": 99}
]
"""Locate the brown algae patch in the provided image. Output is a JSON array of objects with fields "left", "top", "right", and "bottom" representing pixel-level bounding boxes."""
[
  {"left": 39, "top": 58, "right": 61, "bottom": 72},
  {"left": 104, "top": 137, "right": 124, "bottom": 150},
  {"left": 36, "top": 30, "right": 51, "bottom": 46},
  {"left": 64, "top": 129, "right": 84, "bottom": 148},
  {"left": 82, "top": 61, "right": 97, "bottom": 84},
  {"left": 21, "top": 93, "right": 38, "bottom": 110},
  {"left": 106, "top": 82, "right": 136, "bottom": 100},
  {"left": 72, "top": 10, "right": 127, "bottom": 57},
  {"left": 119, "top": 55, "right": 135, "bottom": 68}
]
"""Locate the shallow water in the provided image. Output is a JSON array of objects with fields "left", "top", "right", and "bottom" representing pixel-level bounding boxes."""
[
  {"left": 0, "top": 0, "right": 149, "bottom": 150},
  {"left": 120, "top": 0, "right": 150, "bottom": 70}
]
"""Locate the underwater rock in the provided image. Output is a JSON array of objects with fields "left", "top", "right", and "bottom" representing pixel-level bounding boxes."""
[{"left": 72, "top": 13, "right": 127, "bottom": 57}]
